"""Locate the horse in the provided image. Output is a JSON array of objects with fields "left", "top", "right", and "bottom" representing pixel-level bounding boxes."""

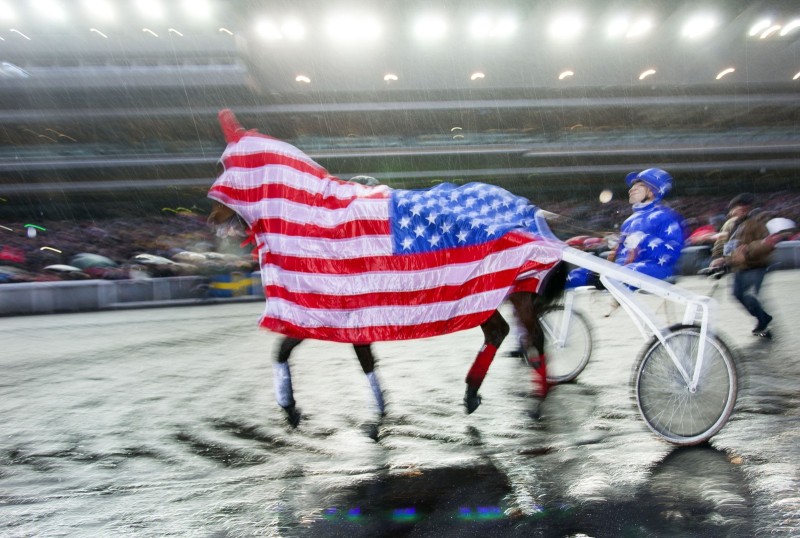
[{"left": 207, "top": 110, "right": 567, "bottom": 427}]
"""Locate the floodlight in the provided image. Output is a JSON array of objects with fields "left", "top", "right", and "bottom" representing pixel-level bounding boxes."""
[
  {"left": 0, "top": 1, "right": 15, "bottom": 22},
  {"left": 470, "top": 72, "right": 485, "bottom": 81},
  {"left": 469, "top": 15, "right": 492, "bottom": 38},
  {"left": 384, "top": 73, "right": 399, "bottom": 82},
  {"left": 33, "top": 0, "right": 66, "bottom": 22},
  {"left": 89, "top": 28, "right": 108, "bottom": 38},
  {"left": 495, "top": 16, "right": 517, "bottom": 38},
  {"left": 626, "top": 18, "right": 652, "bottom": 39},
  {"left": 760, "top": 25, "right": 781, "bottom": 38},
  {"left": 413, "top": 14, "right": 447, "bottom": 41},
  {"left": 779, "top": 19, "right": 800, "bottom": 36},
  {"left": 82, "top": 0, "right": 115, "bottom": 22},
  {"left": 467, "top": 13, "right": 517, "bottom": 39},
  {"left": 715, "top": 68, "right": 735, "bottom": 80},
  {"left": 549, "top": 13, "right": 584, "bottom": 40},
  {"left": 748, "top": 19, "right": 772, "bottom": 37},
  {"left": 558, "top": 70, "right": 574, "bottom": 80},
  {"left": 295, "top": 75, "right": 311, "bottom": 83},
  {"left": 363, "top": 16, "right": 381, "bottom": 40},
  {"left": 325, "top": 13, "right": 381, "bottom": 42},
  {"left": 182, "top": 0, "right": 211, "bottom": 21},
  {"left": 794, "top": 71, "right": 800, "bottom": 81},
  {"left": 607, "top": 16, "right": 629, "bottom": 38},
  {"left": 256, "top": 20, "right": 282, "bottom": 41},
  {"left": 682, "top": 14, "right": 716, "bottom": 39},
  {"left": 639, "top": 69, "right": 656, "bottom": 80},
  {"left": 136, "top": 0, "right": 164, "bottom": 20},
  {"left": 257, "top": 18, "right": 306, "bottom": 41},
  {"left": 282, "top": 18, "right": 305, "bottom": 40}
]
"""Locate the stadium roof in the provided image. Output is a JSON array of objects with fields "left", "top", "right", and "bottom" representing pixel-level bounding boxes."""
[{"left": 0, "top": 0, "right": 798, "bottom": 216}]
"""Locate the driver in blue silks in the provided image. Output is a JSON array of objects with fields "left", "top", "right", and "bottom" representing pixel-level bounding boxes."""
[{"left": 566, "top": 168, "right": 685, "bottom": 289}]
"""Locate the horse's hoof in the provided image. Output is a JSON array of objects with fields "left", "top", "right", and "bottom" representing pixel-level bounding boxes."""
[
  {"left": 361, "top": 422, "right": 381, "bottom": 441},
  {"left": 464, "top": 387, "right": 482, "bottom": 414},
  {"left": 503, "top": 348, "right": 525, "bottom": 358},
  {"left": 528, "top": 399, "right": 545, "bottom": 420},
  {"left": 283, "top": 405, "right": 301, "bottom": 428},
  {"left": 464, "top": 396, "right": 481, "bottom": 414}
]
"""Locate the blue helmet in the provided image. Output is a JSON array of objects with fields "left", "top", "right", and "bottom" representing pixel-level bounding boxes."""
[{"left": 625, "top": 168, "right": 672, "bottom": 200}]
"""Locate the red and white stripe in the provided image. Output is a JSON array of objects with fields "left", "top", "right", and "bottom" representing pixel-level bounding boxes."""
[{"left": 209, "top": 132, "right": 563, "bottom": 343}]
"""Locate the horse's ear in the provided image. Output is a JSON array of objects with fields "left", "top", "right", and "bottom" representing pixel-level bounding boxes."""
[{"left": 219, "top": 109, "right": 245, "bottom": 143}]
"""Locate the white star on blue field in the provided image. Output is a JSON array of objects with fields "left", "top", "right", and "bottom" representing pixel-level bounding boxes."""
[{"left": 389, "top": 182, "right": 541, "bottom": 254}]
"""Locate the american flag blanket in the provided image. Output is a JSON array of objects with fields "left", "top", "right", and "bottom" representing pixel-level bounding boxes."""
[{"left": 208, "top": 111, "right": 564, "bottom": 343}]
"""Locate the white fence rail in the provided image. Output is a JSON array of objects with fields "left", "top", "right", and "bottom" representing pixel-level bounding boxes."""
[{"left": 1, "top": 243, "right": 798, "bottom": 317}]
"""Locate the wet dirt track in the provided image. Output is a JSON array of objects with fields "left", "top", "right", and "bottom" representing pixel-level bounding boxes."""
[{"left": 1, "top": 272, "right": 798, "bottom": 537}]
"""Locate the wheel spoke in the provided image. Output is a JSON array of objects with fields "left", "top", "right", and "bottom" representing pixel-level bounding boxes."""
[
  {"left": 636, "top": 327, "right": 736, "bottom": 445},
  {"left": 540, "top": 306, "right": 592, "bottom": 384}
]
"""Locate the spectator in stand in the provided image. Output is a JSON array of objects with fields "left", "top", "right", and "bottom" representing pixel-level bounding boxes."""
[
  {"left": 687, "top": 214, "right": 726, "bottom": 246},
  {"left": 709, "top": 194, "right": 787, "bottom": 337}
]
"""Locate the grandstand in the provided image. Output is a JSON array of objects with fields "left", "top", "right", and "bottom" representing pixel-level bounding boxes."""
[{"left": 1, "top": 0, "right": 799, "bottom": 219}]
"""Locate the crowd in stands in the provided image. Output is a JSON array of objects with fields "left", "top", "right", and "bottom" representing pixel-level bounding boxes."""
[
  {"left": 0, "top": 210, "right": 255, "bottom": 283},
  {"left": 1, "top": 191, "right": 798, "bottom": 284}
]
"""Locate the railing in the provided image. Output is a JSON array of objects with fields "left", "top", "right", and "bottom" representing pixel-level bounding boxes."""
[
  {"left": 0, "top": 273, "right": 264, "bottom": 317},
  {"left": 1, "top": 243, "right": 798, "bottom": 317},
  {"left": 3, "top": 129, "right": 799, "bottom": 162}
]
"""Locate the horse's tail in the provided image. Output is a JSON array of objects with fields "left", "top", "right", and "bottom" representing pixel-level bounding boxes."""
[{"left": 533, "top": 261, "right": 568, "bottom": 309}]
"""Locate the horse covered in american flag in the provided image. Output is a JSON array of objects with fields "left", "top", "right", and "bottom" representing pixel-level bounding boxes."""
[{"left": 207, "top": 109, "right": 566, "bottom": 427}]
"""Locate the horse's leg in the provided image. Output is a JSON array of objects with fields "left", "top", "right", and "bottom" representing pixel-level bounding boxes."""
[
  {"left": 274, "top": 336, "right": 303, "bottom": 427},
  {"left": 353, "top": 344, "right": 386, "bottom": 416},
  {"left": 509, "top": 292, "right": 548, "bottom": 398},
  {"left": 464, "top": 310, "right": 509, "bottom": 413}
]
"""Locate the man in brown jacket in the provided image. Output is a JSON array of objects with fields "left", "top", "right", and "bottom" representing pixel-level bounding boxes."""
[{"left": 714, "top": 193, "right": 778, "bottom": 336}]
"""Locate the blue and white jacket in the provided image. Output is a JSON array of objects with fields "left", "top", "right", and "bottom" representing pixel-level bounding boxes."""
[{"left": 567, "top": 201, "right": 684, "bottom": 287}]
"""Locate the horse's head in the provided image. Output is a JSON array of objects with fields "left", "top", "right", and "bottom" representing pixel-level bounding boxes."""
[
  {"left": 207, "top": 200, "right": 237, "bottom": 226},
  {"left": 207, "top": 109, "right": 251, "bottom": 233}
]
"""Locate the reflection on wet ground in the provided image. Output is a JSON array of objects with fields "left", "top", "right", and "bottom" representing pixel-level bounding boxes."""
[
  {"left": 307, "top": 446, "right": 753, "bottom": 537},
  {"left": 0, "top": 273, "right": 797, "bottom": 536}
]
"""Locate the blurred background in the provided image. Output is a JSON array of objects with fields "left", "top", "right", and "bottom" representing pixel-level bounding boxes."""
[
  {"left": 2, "top": 6, "right": 798, "bottom": 534},
  {"left": 1, "top": 0, "right": 799, "bottom": 284}
]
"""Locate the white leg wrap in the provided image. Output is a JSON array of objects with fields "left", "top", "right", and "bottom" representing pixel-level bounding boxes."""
[
  {"left": 366, "top": 371, "right": 385, "bottom": 415},
  {"left": 273, "top": 362, "right": 295, "bottom": 408}
]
